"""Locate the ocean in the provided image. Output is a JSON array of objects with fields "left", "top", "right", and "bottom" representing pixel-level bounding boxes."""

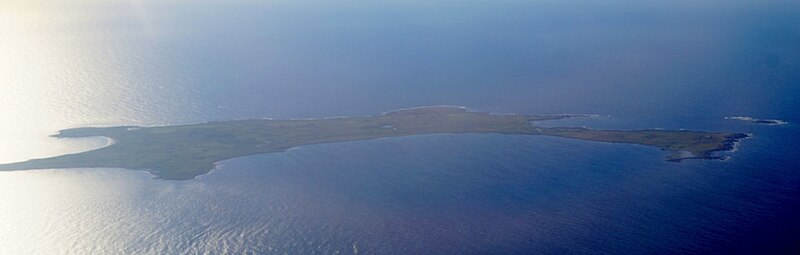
[{"left": 1, "top": 0, "right": 798, "bottom": 254}]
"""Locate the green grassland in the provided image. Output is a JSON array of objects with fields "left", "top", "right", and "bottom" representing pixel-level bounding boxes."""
[{"left": 0, "top": 106, "right": 748, "bottom": 180}]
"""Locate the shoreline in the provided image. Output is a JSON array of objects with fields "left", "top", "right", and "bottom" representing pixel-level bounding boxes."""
[
  {"left": 0, "top": 106, "right": 751, "bottom": 180},
  {"left": 725, "top": 116, "right": 788, "bottom": 126},
  {"left": 1, "top": 136, "right": 118, "bottom": 165},
  {"left": 666, "top": 133, "right": 750, "bottom": 162}
]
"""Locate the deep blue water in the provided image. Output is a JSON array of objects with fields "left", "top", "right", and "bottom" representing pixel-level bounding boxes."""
[
  {"left": 189, "top": 122, "right": 800, "bottom": 254},
  {"left": 1, "top": 0, "right": 799, "bottom": 254}
]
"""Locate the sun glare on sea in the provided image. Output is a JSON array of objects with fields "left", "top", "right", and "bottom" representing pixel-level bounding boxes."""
[
  {"left": 0, "top": 3, "right": 158, "bottom": 252},
  {"left": 0, "top": 0, "right": 176, "bottom": 163},
  {"left": 0, "top": 5, "right": 100, "bottom": 163}
]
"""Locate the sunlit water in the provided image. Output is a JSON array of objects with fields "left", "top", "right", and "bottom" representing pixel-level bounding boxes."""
[{"left": 1, "top": 0, "right": 799, "bottom": 254}]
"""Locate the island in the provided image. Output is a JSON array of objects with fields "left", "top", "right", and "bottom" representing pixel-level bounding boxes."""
[
  {"left": 0, "top": 106, "right": 749, "bottom": 180},
  {"left": 725, "top": 116, "right": 788, "bottom": 126}
]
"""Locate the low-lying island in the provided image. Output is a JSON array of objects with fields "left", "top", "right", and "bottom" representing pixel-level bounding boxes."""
[{"left": 0, "top": 106, "right": 749, "bottom": 180}]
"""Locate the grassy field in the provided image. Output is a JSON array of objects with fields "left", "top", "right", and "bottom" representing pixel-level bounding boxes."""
[{"left": 0, "top": 106, "right": 748, "bottom": 180}]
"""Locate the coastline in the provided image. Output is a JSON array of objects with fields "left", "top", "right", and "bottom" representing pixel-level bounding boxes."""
[
  {"left": 0, "top": 106, "right": 752, "bottom": 180},
  {"left": 725, "top": 116, "right": 788, "bottom": 126},
  {"left": 666, "top": 133, "right": 750, "bottom": 162}
]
